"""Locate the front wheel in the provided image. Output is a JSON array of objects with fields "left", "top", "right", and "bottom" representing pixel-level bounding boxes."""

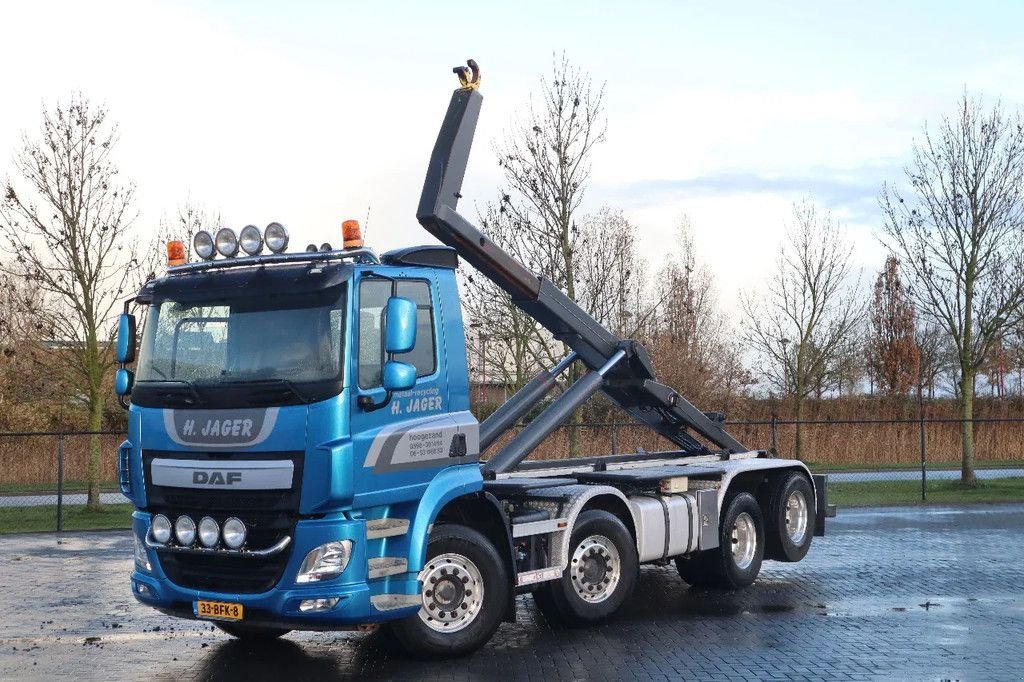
[
  {"left": 389, "top": 524, "right": 509, "bottom": 659},
  {"left": 533, "top": 510, "right": 638, "bottom": 626}
]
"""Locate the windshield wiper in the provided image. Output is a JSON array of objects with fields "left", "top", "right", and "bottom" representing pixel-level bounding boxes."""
[
  {"left": 135, "top": 379, "right": 206, "bottom": 407},
  {"left": 217, "top": 378, "right": 311, "bottom": 404}
]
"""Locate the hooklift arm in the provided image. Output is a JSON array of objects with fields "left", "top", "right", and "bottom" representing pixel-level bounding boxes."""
[{"left": 417, "top": 60, "right": 746, "bottom": 472}]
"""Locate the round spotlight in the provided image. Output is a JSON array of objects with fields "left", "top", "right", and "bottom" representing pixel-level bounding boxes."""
[
  {"left": 239, "top": 225, "right": 263, "bottom": 256},
  {"left": 215, "top": 228, "right": 239, "bottom": 257},
  {"left": 222, "top": 517, "right": 247, "bottom": 550},
  {"left": 174, "top": 515, "right": 196, "bottom": 546},
  {"left": 305, "top": 243, "right": 318, "bottom": 253},
  {"left": 151, "top": 514, "right": 172, "bottom": 544},
  {"left": 319, "top": 242, "right": 333, "bottom": 252},
  {"left": 193, "top": 231, "right": 215, "bottom": 260},
  {"left": 265, "top": 222, "right": 289, "bottom": 253},
  {"left": 198, "top": 517, "right": 220, "bottom": 548}
]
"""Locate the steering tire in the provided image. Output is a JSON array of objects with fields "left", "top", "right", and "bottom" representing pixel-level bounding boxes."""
[{"left": 389, "top": 524, "right": 509, "bottom": 659}]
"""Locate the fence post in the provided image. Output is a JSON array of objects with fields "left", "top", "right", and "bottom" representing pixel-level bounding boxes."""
[
  {"left": 918, "top": 393, "right": 927, "bottom": 502},
  {"left": 611, "top": 423, "right": 618, "bottom": 455},
  {"left": 770, "top": 414, "right": 779, "bottom": 454},
  {"left": 56, "top": 434, "right": 65, "bottom": 534}
]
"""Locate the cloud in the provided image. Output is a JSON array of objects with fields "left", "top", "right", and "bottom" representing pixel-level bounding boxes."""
[{"left": 596, "top": 162, "right": 904, "bottom": 227}]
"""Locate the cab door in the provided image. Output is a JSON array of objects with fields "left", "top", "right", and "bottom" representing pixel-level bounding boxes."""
[{"left": 348, "top": 271, "right": 475, "bottom": 506}]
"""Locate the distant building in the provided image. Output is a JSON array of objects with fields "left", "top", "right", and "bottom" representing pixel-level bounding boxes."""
[{"left": 469, "top": 380, "right": 509, "bottom": 405}]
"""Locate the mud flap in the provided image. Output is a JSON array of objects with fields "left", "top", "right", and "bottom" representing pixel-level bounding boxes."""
[{"left": 812, "top": 474, "right": 835, "bottom": 536}]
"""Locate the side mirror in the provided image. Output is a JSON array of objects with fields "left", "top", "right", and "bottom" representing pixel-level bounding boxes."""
[
  {"left": 115, "top": 368, "right": 135, "bottom": 396},
  {"left": 117, "top": 313, "right": 137, "bottom": 364},
  {"left": 385, "top": 297, "right": 416, "bottom": 354},
  {"left": 382, "top": 360, "right": 416, "bottom": 392}
]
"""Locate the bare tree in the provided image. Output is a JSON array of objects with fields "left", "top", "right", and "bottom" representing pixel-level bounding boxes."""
[
  {"left": 574, "top": 207, "right": 651, "bottom": 337},
  {"left": 915, "top": 322, "right": 952, "bottom": 399},
  {"left": 150, "top": 199, "right": 221, "bottom": 277},
  {"left": 830, "top": 329, "right": 867, "bottom": 398},
  {"left": 648, "top": 219, "right": 748, "bottom": 406},
  {"left": 865, "top": 256, "right": 920, "bottom": 396},
  {"left": 1005, "top": 330, "right": 1024, "bottom": 396},
  {"left": 741, "top": 200, "right": 862, "bottom": 458},
  {"left": 463, "top": 55, "right": 607, "bottom": 455},
  {"left": 880, "top": 94, "right": 1024, "bottom": 484},
  {"left": 982, "top": 335, "right": 1009, "bottom": 398},
  {"left": 0, "top": 95, "right": 140, "bottom": 510},
  {"left": 462, "top": 204, "right": 550, "bottom": 395}
]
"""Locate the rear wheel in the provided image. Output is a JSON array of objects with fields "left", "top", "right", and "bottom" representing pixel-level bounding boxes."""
[
  {"left": 215, "top": 623, "right": 290, "bottom": 640},
  {"left": 704, "top": 492, "right": 765, "bottom": 589},
  {"left": 765, "top": 472, "right": 815, "bottom": 562},
  {"left": 389, "top": 524, "right": 509, "bottom": 659},
  {"left": 533, "top": 510, "right": 638, "bottom": 626}
]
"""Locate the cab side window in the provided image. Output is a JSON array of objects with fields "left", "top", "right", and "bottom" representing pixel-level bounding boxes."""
[{"left": 357, "top": 278, "right": 436, "bottom": 389}]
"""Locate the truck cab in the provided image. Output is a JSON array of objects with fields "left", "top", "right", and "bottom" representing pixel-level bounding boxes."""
[{"left": 121, "top": 240, "right": 487, "bottom": 634}]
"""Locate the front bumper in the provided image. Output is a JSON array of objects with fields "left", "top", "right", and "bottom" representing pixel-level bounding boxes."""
[{"left": 130, "top": 512, "right": 420, "bottom": 628}]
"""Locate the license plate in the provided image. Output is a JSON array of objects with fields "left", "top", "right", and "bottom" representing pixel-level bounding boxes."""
[{"left": 195, "top": 600, "right": 244, "bottom": 621}]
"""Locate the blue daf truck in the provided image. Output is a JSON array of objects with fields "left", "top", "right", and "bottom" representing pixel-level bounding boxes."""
[{"left": 114, "top": 60, "right": 832, "bottom": 658}]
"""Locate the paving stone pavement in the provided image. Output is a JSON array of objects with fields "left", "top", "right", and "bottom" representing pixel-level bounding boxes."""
[{"left": 1, "top": 504, "right": 1022, "bottom": 681}]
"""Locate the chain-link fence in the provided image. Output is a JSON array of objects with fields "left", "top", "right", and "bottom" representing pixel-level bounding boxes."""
[
  {"left": 749, "top": 416, "right": 1024, "bottom": 507},
  {"left": 508, "top": 416, "right": 1024, "bottom": 507},
  {"left": 3, "top": 416, "right": 1023, "bottom": 534},
  {"left": 0, "top": 431, "right": 130, "bottom": 534}
]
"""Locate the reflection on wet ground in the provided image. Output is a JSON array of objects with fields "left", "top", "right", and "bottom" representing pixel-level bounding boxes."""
[{"left": 2, "top": 504, "right": 1023, "bottom": 680}]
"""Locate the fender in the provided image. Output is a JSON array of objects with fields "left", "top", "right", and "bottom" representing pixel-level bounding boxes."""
[{"left": 407, "top": 463, "right": 484, "bottom": 570}]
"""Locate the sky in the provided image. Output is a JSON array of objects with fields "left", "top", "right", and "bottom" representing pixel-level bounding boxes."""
[{"left": 3, "top": 0, "right": 1024, "bottom": 316}]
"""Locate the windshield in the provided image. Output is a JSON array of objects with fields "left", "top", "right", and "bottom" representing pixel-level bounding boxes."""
[{"left": 136, "top": 285, "right": 346, "bottom": 386}]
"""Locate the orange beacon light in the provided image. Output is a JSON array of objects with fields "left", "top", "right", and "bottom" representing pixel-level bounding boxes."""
[
  {"left": 342, "top": 220, "right": 363, "bottom": 249},
  {"left": 167, "top": 240, "right": 187, "bottom": 267}
]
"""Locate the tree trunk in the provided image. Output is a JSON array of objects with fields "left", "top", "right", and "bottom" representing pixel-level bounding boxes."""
[
  {"left": 86, "top": 388, "right": 104, "bottom": 512},
  {"left": 793, "top": 393, "right": 804, "bottom": 460},
  {"left": 959, "top": 369, "right": 977, "bottom": 486}
]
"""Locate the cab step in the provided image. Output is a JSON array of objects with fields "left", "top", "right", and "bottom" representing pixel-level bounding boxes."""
[
  {"left": 366, "top": 518, "right": 410, "bottom": 540},
  {"left": 368, "top": 557, "right": 408, "bottom": 579}
]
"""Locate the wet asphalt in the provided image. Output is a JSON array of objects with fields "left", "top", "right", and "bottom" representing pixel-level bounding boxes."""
[{"left": 1, "top": 504, "right": 1022, "bottom": 681}]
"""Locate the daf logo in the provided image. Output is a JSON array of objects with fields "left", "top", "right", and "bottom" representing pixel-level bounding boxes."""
[{"left": 192, "top": 471, "right": 243, "bottom": 485}]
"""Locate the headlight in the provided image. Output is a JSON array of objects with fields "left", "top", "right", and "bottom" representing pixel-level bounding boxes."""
[
  {"left": 239, "top": 225, "right": 263, "bottom": 255},
  {"left": 134, "top": 535, "right": 151, "bottom": 572},
  {"left": 222, "top": 517, "right": 247, "bottom": 549},
  {"left": 265, "top": 222, "right": 289, "bottom": 253},
  {"left": 215, "top": 228, "right": 239, "bottom": 257},
  {"left": 174, "top": 515, "right": 196, "bottom": 546},
  {"left": 151, "top": 514, "right": 172, "bottom": 544},
  {"left": 193, "top": 231, "right": 215, "bottom": 260},
  {"left": 198, "top": 517, "right": 220, "bottom": 548},
  {"left": 296, "top": 540, "right": 353, "bottom": 583}
]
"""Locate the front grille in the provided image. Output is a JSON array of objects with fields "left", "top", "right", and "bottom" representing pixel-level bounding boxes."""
[{"left": 143, "top": 450, "right": 303, "bottom": 593}]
